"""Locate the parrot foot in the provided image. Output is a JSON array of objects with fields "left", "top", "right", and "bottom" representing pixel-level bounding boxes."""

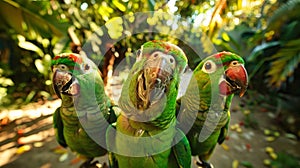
[
  {"left": 79, "top": 158, "right": 102, "bottom": 168},
  {"left": 196, "top": 160, "right": 214, "bottom": 168}
]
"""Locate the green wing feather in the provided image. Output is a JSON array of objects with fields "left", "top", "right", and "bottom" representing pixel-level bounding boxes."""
[
  {"left": 218, "top": 113, "right": 230, "bottom": 144},
  {"left": 172, "top": 128, "right": 191, "bottom": 168},
  {"left": 53, "top": 107, "right": 67, "bottom": 148},
  {"left": 106, "top": 125, "right": 119, "bottom": 168}
]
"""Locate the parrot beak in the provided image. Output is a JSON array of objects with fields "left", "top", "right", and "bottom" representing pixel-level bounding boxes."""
[
  {"left": 219, "top": 63, "right": 248, "bottom": 97},
  {"left": 52, "top": 69, "right": 80, "bottom": 98},
  {"left": 136, "top": 53, "right": 174, "bottom": 108}
]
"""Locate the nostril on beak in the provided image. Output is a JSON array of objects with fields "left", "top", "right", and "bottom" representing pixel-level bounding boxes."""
[{"left": 151, "top": 73, "right": 156, "bottom": 78}]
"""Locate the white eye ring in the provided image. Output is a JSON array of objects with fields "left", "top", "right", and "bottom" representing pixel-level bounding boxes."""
[
  {"left": 58, "top": 64, "right": 69, "bottom": 71},
  {"left": 230, "top": 60, "right": 239, "bottom": 66},
  {"left": 150, "top": 51, "right": 160, "bottom": 59},
  {"left": 202, "top": 60, "right": 217, "bottom": 73}
]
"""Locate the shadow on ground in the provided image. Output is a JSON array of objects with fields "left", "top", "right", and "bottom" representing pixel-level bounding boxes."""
[{"left": 1, "top": 81, "right": 300, "bottom": 168}]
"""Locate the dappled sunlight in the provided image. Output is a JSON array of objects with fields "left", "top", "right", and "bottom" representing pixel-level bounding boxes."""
[
  {"left": 0, "top": 100, "right": 61, "bottom": 121},
  {"left": 0, "top": 0, "right": 300, "bottom": 167},
  {"left": 0, "top": 100, "right": 61, "bottom": 167}
]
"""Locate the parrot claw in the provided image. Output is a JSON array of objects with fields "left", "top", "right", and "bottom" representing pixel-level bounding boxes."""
[
  {"left": 196, "top": 160, "right": 214, "bottom": 168},
  {"left": 79, "top": 158, "right": 102, "bottom": 168}
]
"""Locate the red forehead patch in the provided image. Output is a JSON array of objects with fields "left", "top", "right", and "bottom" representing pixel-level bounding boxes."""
[
  {"left": 165, "top": 44, "right": 171, "bottom": 52},
  {"left": 69, "top": 54, "right": 82, "bottom": 64},
  {"left": 214, "top": 51, "right": 231, "bottom": 59},
  {"left": 53, "top": 54, "right": 83, "bottom": 64},
  {"left": 53, "top": 55, "right": 61, "bottom": 60}
]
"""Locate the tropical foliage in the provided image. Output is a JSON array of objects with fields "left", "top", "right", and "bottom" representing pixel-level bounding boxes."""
[{"left": 0, "top": 0, "right": 299, "bottom": 108}]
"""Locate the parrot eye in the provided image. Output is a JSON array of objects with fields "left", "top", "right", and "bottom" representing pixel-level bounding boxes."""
[
  {"left": 136, "top": 49, "right": 142, "bottom": 57},
  {"left": 57, "top": 64, "right": 69, "bottom": 71},
  {"left": 84, "top": 64, "right": 90, "bottom": 71},
  {"left": 169, "top": 57, "right": 174, "bottom": 64},
  {"left": 230, "top": 60, "right": 239, "bottom": 66},
  {"left": 150, "top": 52, "right": 161, "bottom": 59},
  {"left": 202, "top": 60, "right": 217, "bottom": 73},
  {"left": 136, "top": 49, "right": 142, "bottom": 61}
]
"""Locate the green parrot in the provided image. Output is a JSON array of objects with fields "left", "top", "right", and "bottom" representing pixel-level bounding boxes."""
[
  {"left": 51, "top": 53, "right": 117, "bottom": 168},
  {"left": 176, "top": 51, "right": 248, "bottom": 168},
  {"left": 106, "top": 41, "right": 191, "bottom": 168}
]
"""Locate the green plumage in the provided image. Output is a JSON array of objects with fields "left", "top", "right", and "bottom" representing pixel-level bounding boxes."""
[
  {"left": 51, "top": 53, "right": 117, "bottom": 164},
  {"left": 177, "top": 51, "right": 248, "bottom": 167},
  {"left": 107, "top": 41, "right": 191, "bottom": 168}
]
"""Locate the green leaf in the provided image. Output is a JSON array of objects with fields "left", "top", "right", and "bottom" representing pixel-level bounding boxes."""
[
  {"left": 266, "top": 42, "right": 300, "bottom": 88},
  {"left": 148, "top": 0, "right": 155, "bottom": 11},
  {"left": 222, "top": 32, "right": 230, "bottom": 42},
  {"left": 0, "top": 77, "right": 14, "bottom": 87},
  {"left": 105, "top": 17, "right": 123, "bottom": 39},
  {"left": 25, "top": 90, "right": 36, "bottom": 104},
  {"left": 18, "top": 41, "right": 44, "bottom": 57},
  {"left": 0, "top": 0, "right": 69, "bottom": 38},
  {"left": 240, "top": 161, "right": 253, "bottom": 168},
  {"left": 247, "top": 41, "right": 281, "bottom": 62},
  {"left": 35, "top": 59, "right": 45, "bottom": 74},
  {"left": 267, "top": 0, "right": 300, "bottom": 33},
  {"left": 112, "top": 0, "right": 126, "bottom": 12}
]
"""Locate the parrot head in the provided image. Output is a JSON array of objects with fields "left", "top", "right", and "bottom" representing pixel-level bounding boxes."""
[
  {"left": 119, "top": 41, "right": 188, "bottom": 123},
  {"left": 51, "top": 53, "right": 103, "bottom": 100},
  {"left": 196, "top": 51, "right": 248, "bottom": 97},
  {"left": 135, "top": 41, "right": 188, "bottom": 108}
]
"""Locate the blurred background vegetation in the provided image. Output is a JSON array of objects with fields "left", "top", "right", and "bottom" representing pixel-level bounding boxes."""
[{"left": 0, "top": 0, "right": 299, "bottom": 138}]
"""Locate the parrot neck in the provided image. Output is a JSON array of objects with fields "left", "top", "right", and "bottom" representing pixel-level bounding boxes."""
[
  {"left": 60, "top": 95, "right": 74, "bottom": 108},
  {"left": 127, "top": 117, "right": 176, "bottom": 134},
  {"left": 198, "top": 89, "right": 234, "bottom": 113}
]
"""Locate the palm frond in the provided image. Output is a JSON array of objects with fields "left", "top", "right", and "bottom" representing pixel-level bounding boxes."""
[
  {"left": 267, "top": 0, "right": 300, "bottom": 33},
  {"left": 266, "top": 39, "right": 300, "bottom": 88},
  {"left": 0, "top": 0, "right": 69, "bottom": 38}
]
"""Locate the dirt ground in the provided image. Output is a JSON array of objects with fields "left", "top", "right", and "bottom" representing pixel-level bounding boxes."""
[{"left": 1, "top": 75, "right": 300, "bottom": 168}]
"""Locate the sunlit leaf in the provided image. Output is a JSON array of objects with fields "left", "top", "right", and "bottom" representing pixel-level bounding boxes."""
[
  {"left": 0, "top": 0, "right": 69, "bottom": 38},
  {"left": 147, "top": 17, "right": 156, "bottom": 26},
  {"left": 222, "top": 32, "right": 230, "bottom": 42},
  {"left": 45, "top": 80, "right": 52, "bottom": 85},
  {"left": 232, "top": 160, "right": 239, "bottom": 168},
  {"left": 112, "top": 0, "right": 126, "bottom": 12},
  {"left": 0, "top": 77, "right": 14, "bottom": 87},
  {"left": 99, "top": 2, "right": 113, "bottom": 21},
  {"left": 52, "top": 146, "right": 68, "bottom": 154},
  {"left": 25, "top": 90, "right": 36, "bottom": 104},
  {"left": 35, "top": 59, "right": 45, "bottom": 74},
  {"left": 33, "top": 142, "right": 44, "bottom": 147},
  {"left": 16, "top": 145, "right": 32, "bottom": 155},
  {"left": 59, "top": 153, "right": 69, "bottom": 162},
  {"left": 105, "top": 17, "right": 123, "bottom": 39},
  {"left": 53, "top": 37, "right": 70, "bottom": 55},
  {"left": 128, "top": 12, "right": 135, "bottom": 23},
  {"left": 18, "top": 41, "right": 44, "bottom": 57},
  {"left": 39, "top": 91, "right": 50, "bottom": 98}
]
